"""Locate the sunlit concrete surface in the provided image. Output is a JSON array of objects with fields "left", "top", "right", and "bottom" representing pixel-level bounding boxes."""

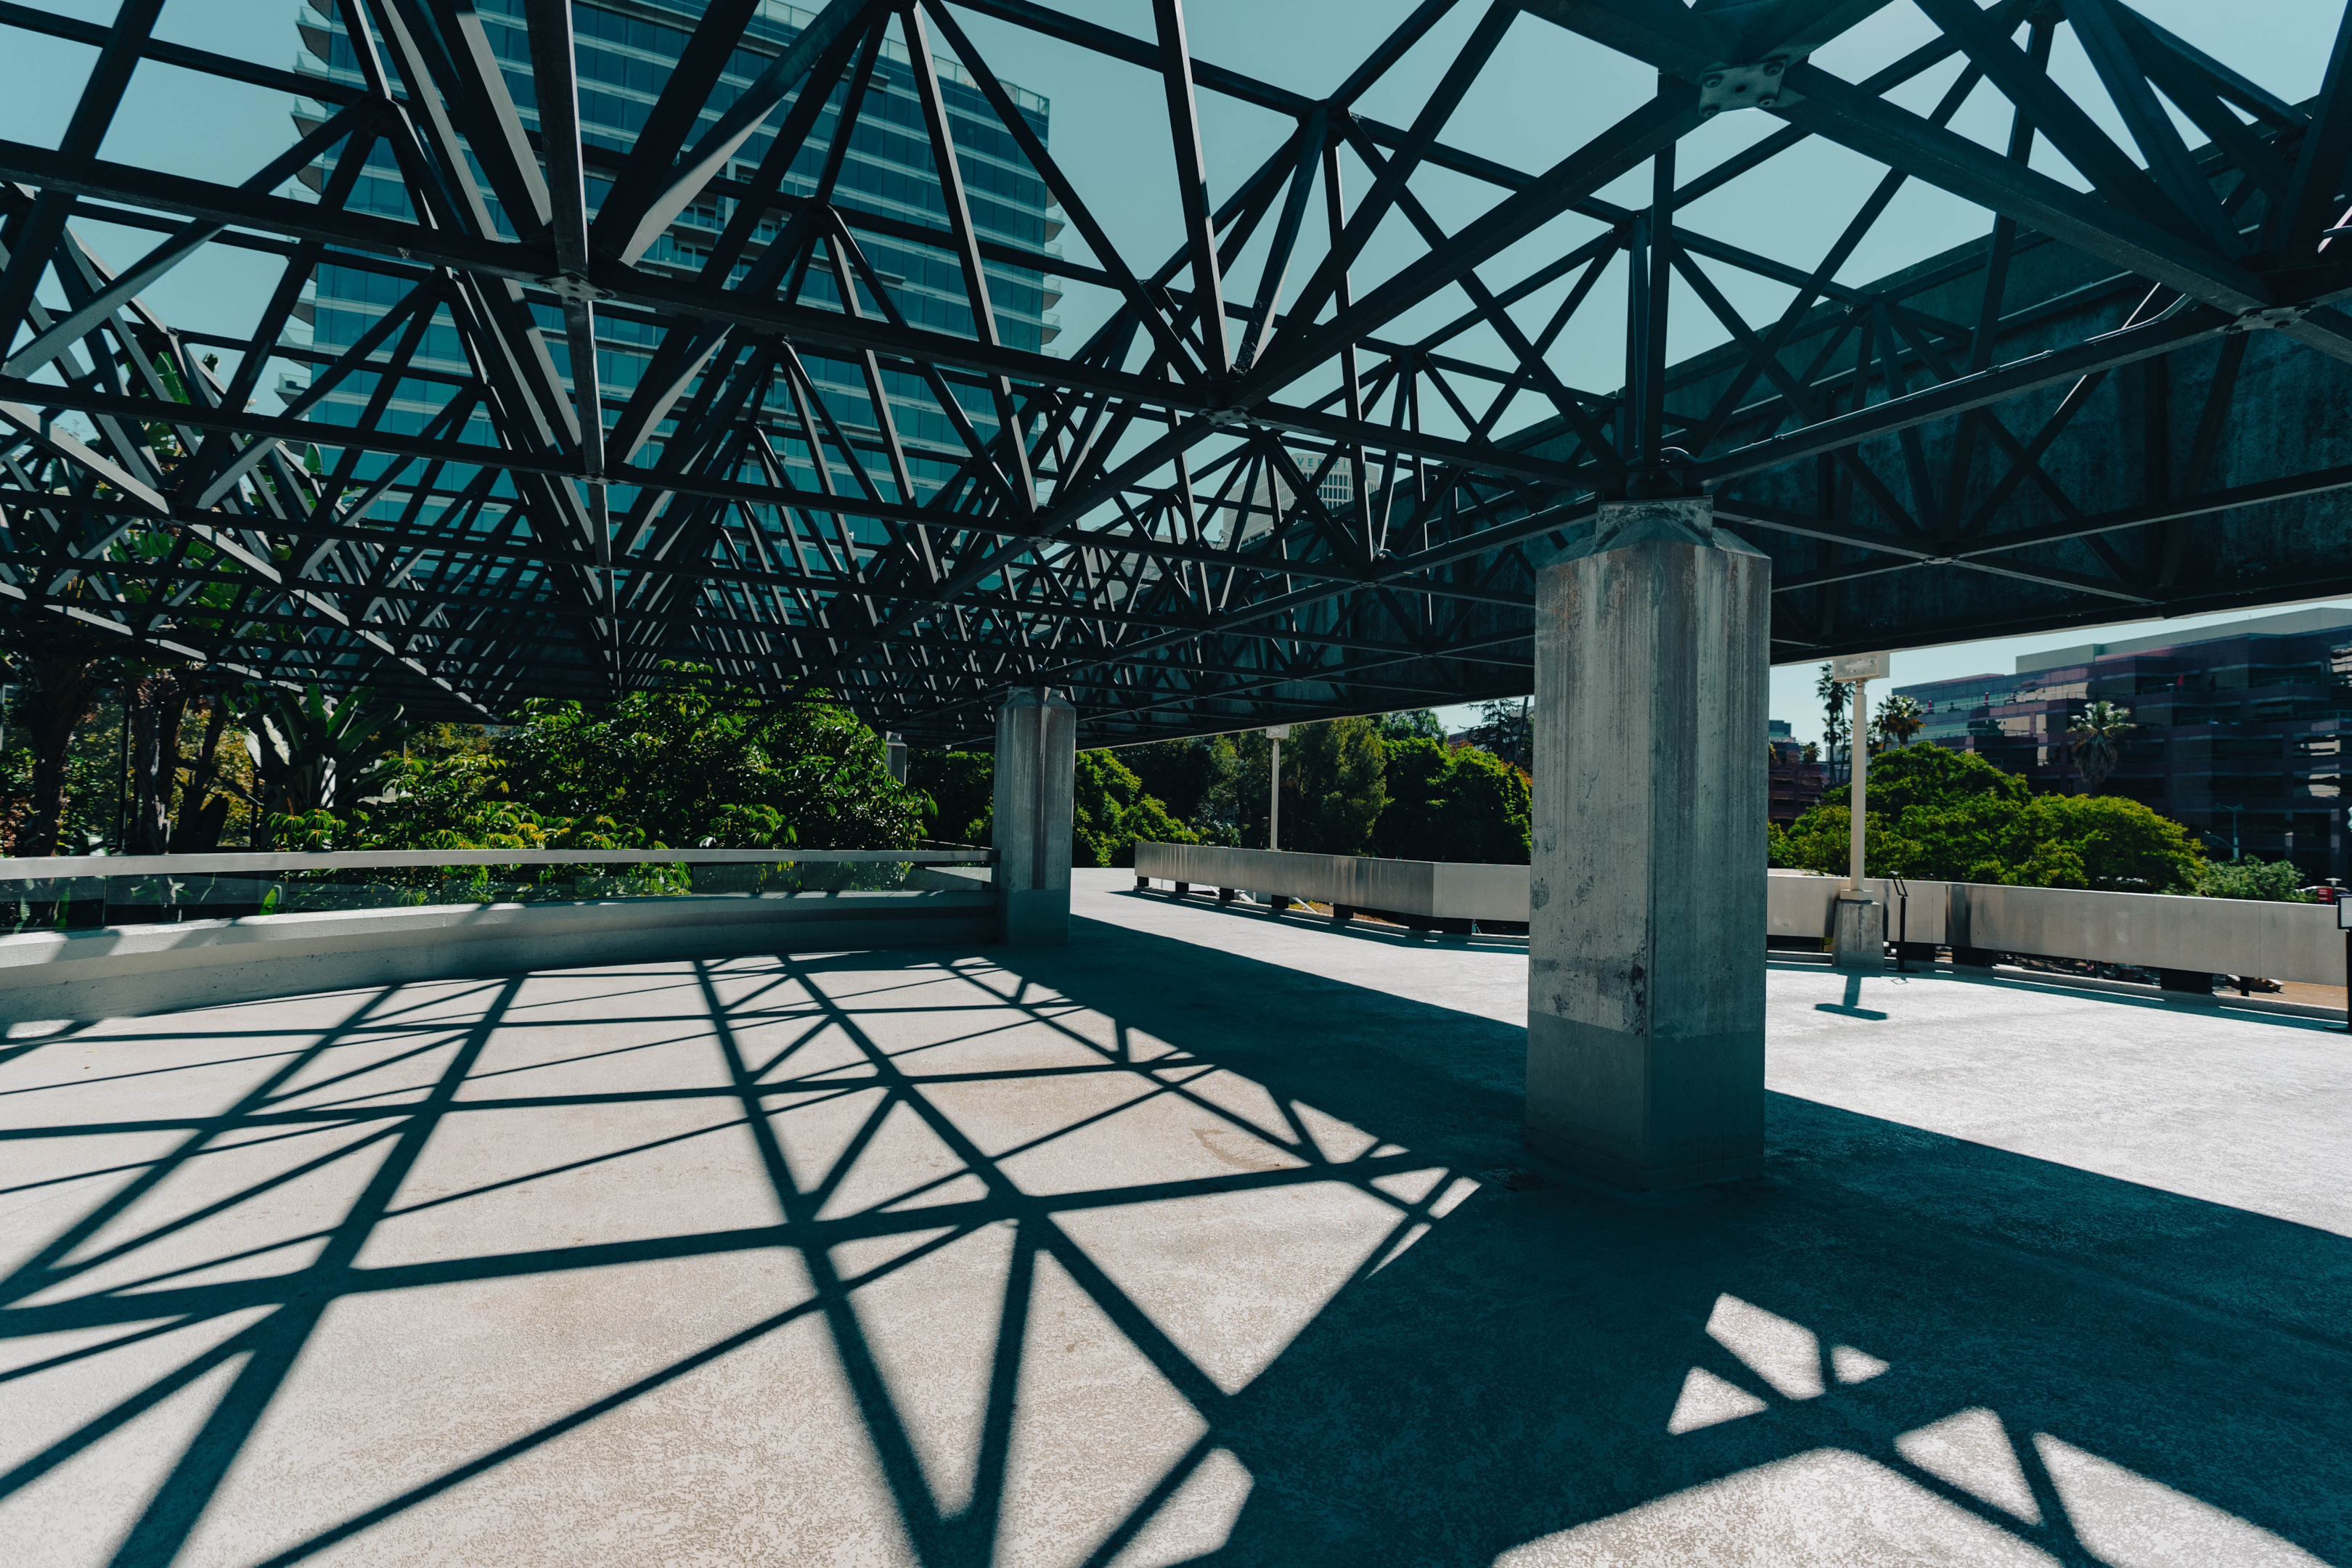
[{"left": 1, "top": 867, "right": 2345, "bottom": 1567}]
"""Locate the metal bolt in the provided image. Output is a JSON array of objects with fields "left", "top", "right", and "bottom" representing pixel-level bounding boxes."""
[
  {"left": 1704, "top": 73, "right": 1724, "bottom": 89},
  {"left": 1757, "top": 94, "right": 1778, "bottom": 107},
  {"left": 1765, "top": 60, "right": 1784, "bottom": 75}
]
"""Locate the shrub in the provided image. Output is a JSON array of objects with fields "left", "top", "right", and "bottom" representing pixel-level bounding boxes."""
[{"left": 2193, "top": 857, "right": 2312, "bottom": 902}]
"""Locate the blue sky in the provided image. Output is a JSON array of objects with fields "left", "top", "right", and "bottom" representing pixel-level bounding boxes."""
[{"left": 4, "top": 0, "right": 2340, "bottom": 744}]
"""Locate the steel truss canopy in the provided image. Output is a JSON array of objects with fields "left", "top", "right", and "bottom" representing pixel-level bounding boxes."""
[{"left": 3, "top": 0, "right": 2352, "bottom": 743}]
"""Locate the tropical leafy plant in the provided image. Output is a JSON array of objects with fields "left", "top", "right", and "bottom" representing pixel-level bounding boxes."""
[
  {"left": 1815, "top": 663, "right": 1851, "bottom": 775},
  {"left": 1872, "top": 693, "right": 1928, "bottom": 749},
  {"left": 237, "top": 684, "right": 410, "bottom": 828},
  {"left": 2067, "top": 699, "right": 2133, "bottom": 793}
]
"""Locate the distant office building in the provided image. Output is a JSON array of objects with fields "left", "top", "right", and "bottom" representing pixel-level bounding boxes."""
[
  {"left": 1768, "top": 719, "right": 1826, "bottom": 828},
  {"left": 289, "top": 0, "right": 1058, "bottom": 494},
  {"left": 1894, "top": 607, "right": 2352, "bottom": 879}
]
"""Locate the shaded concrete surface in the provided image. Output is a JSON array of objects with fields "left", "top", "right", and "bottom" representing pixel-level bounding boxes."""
[{"left": 0, "top": 867, "right": 2341, "bottom": 1566}]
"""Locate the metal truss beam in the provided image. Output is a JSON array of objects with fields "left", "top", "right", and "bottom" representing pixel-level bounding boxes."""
[{"left": 1, "top": 0, "right": 2349, "bottom": 746}]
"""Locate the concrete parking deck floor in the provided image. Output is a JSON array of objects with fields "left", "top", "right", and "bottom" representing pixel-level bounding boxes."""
[{"left": 4, "top": 867, "right": 2347, "bottom": 1567}]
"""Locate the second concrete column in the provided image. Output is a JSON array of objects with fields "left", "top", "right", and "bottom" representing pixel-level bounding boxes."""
[
  {"left": 992, "top": 687, "right": 1077, "bottom": 945},
  {"left": 1527, "top": 495, "right": 1770, "bottom": 1189}
]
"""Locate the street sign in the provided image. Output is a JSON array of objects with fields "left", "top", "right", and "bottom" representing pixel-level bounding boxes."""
[
  {"left": 1265, "top": 725, "right": 1291, "bottom": 740},
  {"left": 1831, "top": 651, "right": 1890, "bottom": 682}
]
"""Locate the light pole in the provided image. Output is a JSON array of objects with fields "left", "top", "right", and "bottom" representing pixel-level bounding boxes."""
[
  {"left": 1265, "top": 725, "right": 1289, "bottom": 850},
  {"left": 1829, "top": 651, "right": 1890, "bottom": 970},
  {"left": 2216, "top": 802, "right": 2245, "bottom": 861}
]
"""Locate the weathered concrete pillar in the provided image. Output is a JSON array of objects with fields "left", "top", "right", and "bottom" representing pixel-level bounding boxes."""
[
  {"left": 992, "top": 687, "right": 1077, "bottom": 945},
  {"left": 1527, "top": 495, "right": 1770, "bottom": 1190},
  {"left": 1832, "top": 896, "right": 1885, "bottom": 971}
]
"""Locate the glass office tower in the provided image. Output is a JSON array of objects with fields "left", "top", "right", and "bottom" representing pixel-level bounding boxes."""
[
  {"left": 286, "top": 0, "right": 1058, "bottom": 499},
  {"left": 1895, "top": 606, "right": 2352, "bottom": 881}
]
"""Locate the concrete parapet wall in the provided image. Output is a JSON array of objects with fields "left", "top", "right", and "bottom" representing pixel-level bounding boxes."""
[
  {"left": 1770, "top": 871, "right": 2342, "bottom": 983},
  {"left": 0, "top": 891, "right": 997, "bottom": 1024},
  {"left": 1134, "top": 843, "right": 1530, "bottom": 922},
  {"left": 1134, "top": 852, "right": 2343, "bottom": 985}
]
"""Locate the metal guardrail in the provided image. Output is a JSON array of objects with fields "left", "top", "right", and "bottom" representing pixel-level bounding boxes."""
[
  {"left": 1137, "top": 845, "right": 2345, "bottom": 987},
  {"left": 0, "top": 848, "right": 993, "bottom": 878}
]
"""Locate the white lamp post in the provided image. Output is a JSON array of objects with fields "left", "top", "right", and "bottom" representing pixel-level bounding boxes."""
[{"left": 1829, "top": 651, "right": 1890, "bottom": 968}]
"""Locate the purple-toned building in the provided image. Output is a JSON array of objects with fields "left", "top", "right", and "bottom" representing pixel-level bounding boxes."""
[{"left": 1893, "top": 607, "right": 2352, "bottom": 881}]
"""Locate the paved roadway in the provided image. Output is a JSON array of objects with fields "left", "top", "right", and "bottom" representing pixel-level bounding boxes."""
[{"left": 2, "top": 867, "right": 2345, "bottom": 1566}]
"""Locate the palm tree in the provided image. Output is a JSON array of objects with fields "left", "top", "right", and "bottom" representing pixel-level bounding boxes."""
[
  {"left": 2067, "top": 700, "right": 2133, "bottom": 793},
  {"left": 1815, "top": 663, "right": 1850, "bottom": 779},
  {"left": 1873, "top": 693, "right": 1928, "bottom": 750}
]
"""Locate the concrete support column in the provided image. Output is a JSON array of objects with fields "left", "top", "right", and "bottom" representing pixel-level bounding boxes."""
[
  {"left": 1832, "top": 896, "right": 1885, "bottom": 971},
  {"left": 1527, "top": 495, "right": 1770, "bottom": 1190},
  {"left": 992, "top": 687, "right": 1076, "bottom": 945}
]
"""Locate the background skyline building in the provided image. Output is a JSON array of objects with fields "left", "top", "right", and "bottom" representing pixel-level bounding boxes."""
[
  {"left": 1896, "top": 606, "right": 2352, "bottom": 881},
  {"left": 289, "top": 0, "right": 1059, "bottom": 513}
]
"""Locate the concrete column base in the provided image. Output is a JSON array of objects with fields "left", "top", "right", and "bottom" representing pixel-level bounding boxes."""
[
  {"left": 1526, "top": 496, "right": 1769, "bottom": 1192},
  {"left": 1000, "top": 888, "right": 1070, "bottom": 947},
  {"left": 1832, "top": 896, "right": 1885, "bottom": 971}
]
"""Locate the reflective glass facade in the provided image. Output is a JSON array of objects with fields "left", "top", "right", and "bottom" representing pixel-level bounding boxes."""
[
  {"left": 1896, "top": 607, "right": 2352, "bottom": 880},
  {"left": 287, "top": 0, "right": 1058, "bottom": 499}
]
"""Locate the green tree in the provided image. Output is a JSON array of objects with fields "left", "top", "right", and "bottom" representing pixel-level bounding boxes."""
[
  {"left": 1815, "top": 663, "right": 1851, "bottom": 776},
  {"left": 908, "top": 750, "right": 993, "bottom": 844},
  {"left": 1071, "top": 750, "right": 1197, "bottom": 867},
  {"left": 7, "top": 648, "right": 102, "bottom": 855},
  {"left": 1773, "top": 743, "right": 2201, "bottom": 892},
  {"left": 343, "top": 741, "right": 647, "bottom": 854},
  {"left": 1872, "top": 693, "right": 1927, "bottom": 749},
  {"left": 2192, "top": 857, "right": 2311, "bottom": 902},
  {"left": 1280, "top": 716, "right": 1389, "bottom": 854},
  {"left": 1371, "top": 738, "right": 1531, "bottom": 864},
  {"left": 235, "top": 685, "right": 411, "bottom": 831},
  {"left": 1189, "top": 732, "right": 1257, "bottom": 844},
  {"left": 1118, "top": 735, "right": 1243, "bottom": 830},
  {"left": 1465, "top": 698, "right": 1530, "bottom": 771},
  {"left": 2067, "top": 699, "right": 2133, "bottom": 793},
  {"left": 1371, "top": 709, "right": 1445, "bottom": 743},
  {"left": 1864, "top": 743, "right": 2028, "bottom": 816},
  {"left": 496, "top": 668, "right": 923, "bottom": 849},
  {"left": 2025, "top": 795, "right": 2205, "bottom": 892}
]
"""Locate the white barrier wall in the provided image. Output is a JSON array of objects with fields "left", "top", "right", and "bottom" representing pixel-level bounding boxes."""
[
  {"left": 1138, "top": 846, "right": 2348, "bottom": 986},
  {"left": 1134, "top": 842, "right": 1529, "bottom": 922},
  {"left": 0, "top": 889, "right": 997, "bottom": 1024}
]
